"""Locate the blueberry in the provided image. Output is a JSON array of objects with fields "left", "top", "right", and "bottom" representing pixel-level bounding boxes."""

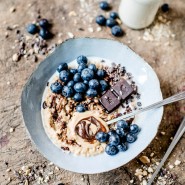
[
  {"left": 96, "top": 69, "right": 106, "bottom": 79},
  {"left": 67, "top": 80, "right": 75, "bottom": 88},
  {"left": 129, "top": 124, "right": 140, "bottom": 134},
  {"left": 73, "top": 93, "right": 84, "bottom": 102},
  {"left": 89, "top": 79, "right": 99, "bottom": 89},
  {"left": 50, "top": 82, "right": 63, "bottom": 94},
  {"left": 110, "top": 12, "right": 119, "bottom": 19},
  {"left": 57, "top": 63, "right": 68, "bottom": 72},
  {"left": 59, "top": 70, "right": 71, "bottom": 83},
  {"left": 88, "top": 64, "right": 97, "bottom": 72},
  {"left": 83, "top": 80, "right": 89, "bottom": 85},
  {"left": 96, "top": 15, "right": 106, "bottom": 26},
  {"left": 81, "top": 68, "right": 94, "bottom": 81},
  {"left": 161, "top": 3, "right": 169, "bottom": 12},
  {"left": 78, "top": 63, "right": 87, "bottom": 73},
  {"left": 105, "top": 144, "right": 118, "bottom": 156},
  {"left": 126, "top": 133, "right": 137, "bottom": 143},
  {"left": 108, "top": 130, "right": 117, "bottom": 136},
  {"left": 111, "top": 26, "right": 124, "bottom": 37},
  {"left": 117, "top": 143, "right": 128, "bottom": 152},
  {"left": 76, "top": 104, "right": 86, "bottom": 112},
  {"left": 106, "top": 18, "right": 118, "bottom": 28},
  {"left": 116, "top": 128, "right": 126, "bottom": 137},
  {"left": 116, "top": 120, "right": 129, "bottom": 130},
  {"left": 74, "top": 82, "right": 86, "bottom": 93},
  {"left": 95, "top": 132, "right": 109, "bottom": 142},
  {"left": 99, "top": 80, "right": 108, "bottom": 91},
  {"left": 73, "top": 73, "right": 81, "bottom": 82},
  {"left": 39, "top": 28, "right": 52, "bottom": 40},
  {"left": 109, "top": 134, "right": 120, "bottom": 146},
  {"left": 27, "top": 24, "right": 38, "bottom": 34},
  {"left": 39, "top": 19, "right": 49, "bottom": 28},
  {"left": 77, "top": 55, "right": 88, "bottom": 64},
  {"left": 70, "top": 69, "right": 78, "bottom": 75},
  {"left": 99, "top": 1, "right": 111, "bottom": 11},
  {"left": 62, "top": 86, "right": 74, "bottom": 97},
  {"left": 86, "top": 88, "right": 98, "bottom": 97}
]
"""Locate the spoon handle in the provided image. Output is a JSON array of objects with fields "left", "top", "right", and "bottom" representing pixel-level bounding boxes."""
[
  {"left": 107, "top": 91, "right": 185, "bottom": 125},
  {"left": 147, "top": 117, "right": 185, "bottom": 185}
]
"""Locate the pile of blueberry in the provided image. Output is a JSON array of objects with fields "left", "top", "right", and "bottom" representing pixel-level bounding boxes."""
[
  {"left": 50, "top": 55, "right": 109, "bottom": 112},
  {"left": 26, "top": 19, "right": 52, "bottom": 40},
  {"left": 95, "top": 120, "right": 140, "bottom": 156},
  {"left": 96, "top": 1, "right": 124, "bottom": 37}
]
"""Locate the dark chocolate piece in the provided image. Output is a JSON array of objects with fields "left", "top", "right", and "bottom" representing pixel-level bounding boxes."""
[
  {"left": 99, "top": 90, "right": 121, "bottom": 113},
  {"left": 111, "top": 78, "right": 133, "bottom": 100}
]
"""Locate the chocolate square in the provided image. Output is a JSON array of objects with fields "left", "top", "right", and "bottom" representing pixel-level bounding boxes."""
[
  {"left": 111, "top": 78, "right": 133, "bottom": 100},
  {"left": 99, "top": 90, "right": 121, "bottom": 113}
]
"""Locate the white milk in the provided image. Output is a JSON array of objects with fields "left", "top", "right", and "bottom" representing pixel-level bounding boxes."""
[{"left": 119, "top": 0, "right": 162, "bottom": 29}]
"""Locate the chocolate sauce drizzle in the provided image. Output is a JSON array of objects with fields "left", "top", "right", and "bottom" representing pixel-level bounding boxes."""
[{"left": 75, "top": 116, "right": 106, "bottom": 143}]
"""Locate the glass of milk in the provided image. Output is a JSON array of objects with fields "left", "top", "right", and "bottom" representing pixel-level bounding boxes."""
[{"left": 119, "top": 0, "right": 162, "bottom": 29}]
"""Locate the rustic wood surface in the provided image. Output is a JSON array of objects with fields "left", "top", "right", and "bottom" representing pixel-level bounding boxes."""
[{"left": 0, "top": 0, "right": 185, "bottom": 184}]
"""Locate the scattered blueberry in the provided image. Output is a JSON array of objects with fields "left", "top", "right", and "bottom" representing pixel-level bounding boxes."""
[
  {"left": 106, "top": 18, "right": 118, "bottom": 28},
  {"left": 73, "top": 93, "right": 84, "bottom": 102},
  {"left": 62, "top": 86, "right": 74, "bottom": 98},
  {"left": 96, "top": 69, "right": 106, "bottom": 79},
  {"left": 129, "top": 124, "right": 140, "bottom": 134},
  {"left": 57, "top": 63, "right": 68, "bottom": 72},
  {"left": 89, "top": 79, "right": 99, "bottom": 89},
  {"left": 96, "top": 15, "right": 106, "bottom": 26},
  {"left": 77, "top": 55, "right": 88, "bottom": 64},
  {"left": 70, "top": 69, "right": 78, "bottom": 75},
  {"left": 81, "top": 68, "right": 94, "bottom": 81},
  {"left": 99, "top": 1, "right": 111, "bottom": 11},
  {"left": 111, "top": 25, "right": 123, "bottom": 37},
  {"left": 59, "top": 70, "right": 71, "bottom": 83},
  {"left": 110, "top": 12, "right": 119, "bottom": 19},
  {"left": 27, "top": 24, "right": 38, "bottom": 34},
  {"left": 88, "top": 64, "right": 97, "bottom": 72},
  {"left": 78, "top": 63, "right": 87, "bottom": 73},
  {"left": 74, "top": 82, "right": 86, "bottom": 93},
  {"left": 116, "top": 120, "right": 129, "bottom": 130},
  {"left": 67, "top": 80, "right": 75, "bottom": 88},
  {"left": 161, "top": 3, "right": 169, "bottom": 12},
  {"left": 39, "top": 19, "right": 49, "bottom": 28},
  {"left": 50, "top": 82, "right": 63, "bottom": 94},
  {"left": 117, "top": 143, "right": 128, "bottom": 152},
  {"left": 116, "top": 128, "right": 126, "bottom": 137},
  {"left": 109, "top": 134, "right": 120, "bottom": 146},
  {"left": 99, "top": 80, "right": 108, "bottom": 91},
  {"left": 73, "top": 73, "right": 81, "bottom": 82},
  {"left": 76, "top": 104, "right": 86, "bottom": 112},
  {"left": 108, "top": 130, "right": 117, "bottom": 136},
  {"left": 39, "top": 28, "right": 52, "bottom": 40},
  {"left": 105, "top": 144, "right": 118, "bottom": 156},
  {"left": 95, "top": 132, "right": 109, "bottom": 142},
  {"left": 83, "top": 80, "right": 89, "bottom": 85},
  {"left": 86, "top": 88, "right": 98, "bottom": 97},
  {"left": 126, "top": 133, "right": 137, "bottom": 143}
]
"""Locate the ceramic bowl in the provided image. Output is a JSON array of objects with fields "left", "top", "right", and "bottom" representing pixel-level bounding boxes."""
[{"left": 21, "top": 38, "right": 163, "bottom": 174}]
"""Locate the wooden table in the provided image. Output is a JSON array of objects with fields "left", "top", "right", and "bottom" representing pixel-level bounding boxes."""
[{"left": 0, "top": 0, "right": 184, "bottom": 184}]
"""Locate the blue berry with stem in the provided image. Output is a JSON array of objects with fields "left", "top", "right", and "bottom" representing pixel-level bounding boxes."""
[
  {"left": 129, "top": 124, "right": 140, "bottom": 134},
  {"left": 99, "top": 1, "right": 111, "bottom": 11},
  {"left": 57, "top": 63, "right": 68, "bottom": 72},
  {"left": 81, "top": 68, "right": 94, "bottom": 81},
  {"left": 105, "top": 144, "right": 118, "bottom": 156},
  {"left": 59, "top": 70, "right": 71, "bottom": 83},
  {"left": 95, "top": 132, "right": 109, "bottom": 142},
  {"left": 126, "top": 133, "right": 137, "bottom": 143},
  {"left": 86, "top": 88, "right": 98, "bottom": 97},
  {"left": 73, "top": 73, "right": 81, "bottom": 82},
  {"left": 62, "top": 86, "right": 74, "bottom": 98},
  {"left": 77, "top": 55, "right": 88, "bottom": 65},
  {"left": 89, "top": 79, "right": 99, "bottom": 89},
  {"left": 76, "top": 104, "right": 86, "bottom": 112},
  {"left": 50, "top": 82, "right": 63, "bottom": 94},
  {"left": 73, "top": 93, "right": 84, "bottom": 102},
  {"left": 96, "top": 15, "right": 106, "bottom": 26},
  {"left": 117, "top": 143, "right": 128, "bottom": 152},
  {"left": 109, "top": 134, "right": 120, "bottom": 146},
  {"left": 74, "top": 82, "right": 86, "bottom": 93},
  {"left": 27, "top": 24, "right": 38, "bottom": 34},
  {"left": 111, "top": 26, "right": 124, "bottom": 37}
]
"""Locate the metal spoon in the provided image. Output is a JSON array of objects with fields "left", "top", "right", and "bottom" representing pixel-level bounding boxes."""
[
  {"left": 107, "top": 91, "right": 185, "bottom": 125},
  {"left": 147, "top": 117, "right": 185, "bottom": 185}
]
